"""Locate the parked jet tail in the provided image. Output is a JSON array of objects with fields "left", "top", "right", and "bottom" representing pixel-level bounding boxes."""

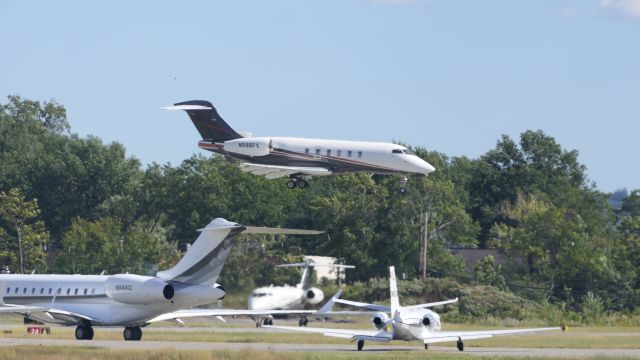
[
  {"left": 277, "top": 259, "right": 354, "bottom": 290},
  {"left": 157, "top": 218, "right": 323, "bottom": 287},
  {"left": 163, "top": 100, "right": 243, "bottom": 142}
]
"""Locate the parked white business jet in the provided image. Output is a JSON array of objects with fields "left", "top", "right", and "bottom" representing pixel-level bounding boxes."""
[
  {"left": 248, "top": 259, "right": 354, "bottom": 326},
  {"left": 265, "top": 266, "right": 560, "bottom": 351},
  {"left": 164, "top": 100, "right": 435, "bottom": 192},
  {"left": 0, "top": 218, "right": 323, "bottom": 341}
]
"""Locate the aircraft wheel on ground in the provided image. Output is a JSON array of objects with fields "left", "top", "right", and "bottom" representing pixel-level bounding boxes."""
[
  {"left": 133, "top": 326, "right": 142, "bottom": 341},
  {"left": 267, "top": 319, "right": 273, "bottom": 326},
  {"left": 456, "top": 339, "right": 464, "bottom": 351},
  {"left": 123, "top": 326, "right": 142, "bottom": 341},
  {"left": 75, "top": 325, "right": 93, "bottom": 340},
  {"left": 296, "top": 179, "right": 308, "bottom": 189},
  {"left": 357, "top": 339, "right": 365, "bottom": 351},
  {"left": 287, "top": 179, "right": 297, "bottom": 189},
  {"left": 424, "top": 343, "right": 429, "bottom": 350}
]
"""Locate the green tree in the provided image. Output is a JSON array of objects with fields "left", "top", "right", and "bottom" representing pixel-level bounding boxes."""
[{"left": 0, "top": 188, "right": 49, "bottom": 273}]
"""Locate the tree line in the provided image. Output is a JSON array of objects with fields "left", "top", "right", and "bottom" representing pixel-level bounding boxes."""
[{"left": 1, "top": 96, "right": 639, "bottom": 314}]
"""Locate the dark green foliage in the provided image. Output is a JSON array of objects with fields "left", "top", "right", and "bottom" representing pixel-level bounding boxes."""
[{"left": 1, "top": 95, "right": 639, "bottom": 319}]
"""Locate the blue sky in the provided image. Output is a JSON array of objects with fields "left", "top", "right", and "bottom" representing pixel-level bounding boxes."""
[{"left": 1, "top": 0, "right": 638, "bottom": 192}]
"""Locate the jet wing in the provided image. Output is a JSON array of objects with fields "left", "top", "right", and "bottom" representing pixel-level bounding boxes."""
[
  {"left": 0, "top": 305, "right": 47, "bottom": 313},
  {"left": 147, "top": 309, "right": 317, "bottom": 323},
  {"left": 238, "top": 163, "right": 331, "bottom": 179},
  {"left": 0, "top": 305, "right": 93, "bottom": 325},
  {"left": 333, "top": 298, "right": 390, "bottom": 312},
  {"left": 423, "top": 327, "right": 560, "bottom": 345},
  {"left": 264, "top": 325, "right": 393, "bottom": 342}
]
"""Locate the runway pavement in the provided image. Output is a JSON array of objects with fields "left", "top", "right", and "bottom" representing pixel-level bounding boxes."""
[{"left": 0, "top": 337, "right": 638, "bottom": 358}]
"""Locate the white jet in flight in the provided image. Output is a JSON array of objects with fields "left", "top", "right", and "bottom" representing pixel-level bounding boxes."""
[
  {"left": 265, "top": 266, "right": 560, "bottom": 351},
  {"left": 248, "top": 259, "right": 354, "bottom": 326},
  {"left": 164, "top": 100, "right": 435, "bottom": 192},
  {"left": 0, "top": 218, "right": 324, "bottom": 341}
]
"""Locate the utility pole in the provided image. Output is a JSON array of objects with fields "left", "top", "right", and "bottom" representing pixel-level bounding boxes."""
[{"left": 418, "top": 211, "right": 429, "bottom": 280}]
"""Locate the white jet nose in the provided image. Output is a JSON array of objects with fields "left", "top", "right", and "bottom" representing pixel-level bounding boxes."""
[{"left": 405, "top": 155, "right": 435, "bottom": 175}]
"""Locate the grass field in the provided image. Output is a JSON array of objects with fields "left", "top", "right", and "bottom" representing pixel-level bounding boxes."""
[
  {"left": 0, "top": 346, "right": 633, "bottom": 360},
  {"left": 0, "top": 322, "right": 638, "bottom": 350}
]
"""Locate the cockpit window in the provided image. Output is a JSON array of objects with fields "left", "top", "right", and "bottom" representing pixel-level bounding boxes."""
[{"left": 392, "top": 149, "right": 415, "bottom": 155}]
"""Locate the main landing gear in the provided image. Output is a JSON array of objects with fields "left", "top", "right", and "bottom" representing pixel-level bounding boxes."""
[
  {"left": 456, "top": 338, "right": 464, "bottom": 351},
  {"left": 74, "top": 324, "right": 94, "bottom": 340},
  {"left": 286, "top": 176, "right": 309, "bottom": 190},
  {"left": 357, "top": 339, "right": 365, "bottom": 351},
  {"left": 123, "top": 326, "right": 142, "bottom": 341},
  {"left": 256, "top": 316, "right": 273, "bottom": 327},
  {"left": 424, "top": 343, "right": 429, "bottom": 350},
  {"left": 298, "top": 316, "right": 309, "bottom": 327}
]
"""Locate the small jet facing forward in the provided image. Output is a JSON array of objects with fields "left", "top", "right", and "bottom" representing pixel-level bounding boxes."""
[
  {"left": 164, "top": 100, "right": 435, "bottom": 192},
  {"left": 265, "top": 266, "right": 560, "bottom": 351}
]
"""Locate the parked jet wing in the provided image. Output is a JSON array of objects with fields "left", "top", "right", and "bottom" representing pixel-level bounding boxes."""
[
  {"left": 147, "top": 309, "right": 317, "bottom": 323},
  {"left": 238, "top": 163, "right": 331, "bottom": 179},
  {"left": 264, "top": 325, "right": 393, "bottom": 342},
  {"left": 423, "top": 327, "right": 560, "bottom": 345}
]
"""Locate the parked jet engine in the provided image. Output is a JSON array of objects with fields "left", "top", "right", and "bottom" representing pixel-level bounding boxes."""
[
  {"left": 422, "top": 312, "right": 442, "bottom": 330},
  {"left": 372, "top": 312, "right": 390, "bottom": 330},
  {"left": 223, "top": 138, "right": 272, "bottom": 157},
  {"left": 304, "top": 287, "right": 325, "bottom": 305},
  {"left": 105, "top": 274, "right": 174, "bottom": 304}
]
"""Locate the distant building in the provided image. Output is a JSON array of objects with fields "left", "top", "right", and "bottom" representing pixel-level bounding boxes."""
[{"left": 303, "top": 255, "right": 347, "bottom": 284}]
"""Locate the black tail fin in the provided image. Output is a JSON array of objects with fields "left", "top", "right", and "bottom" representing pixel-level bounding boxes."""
[{"left": 172, "top": 100, "right": 243, "bottom": 142}]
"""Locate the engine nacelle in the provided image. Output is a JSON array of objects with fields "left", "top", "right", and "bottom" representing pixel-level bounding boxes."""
[
  {"left": 214, "top": 283, "right": 225, "bottom": 300},
  {"left": 372, "top": 312, "right": 390, "bottom": 330},
  {"left": 304, "top": 287, "right": 325, "bottom": 305},
  {"left": 105, "top": 274, "right": 174, "bottom": 304},
  {"left": 223, "top": 138, "right": 272, "bottom": 157},
  {"left": 421, "top": 312, "right": 441, "bottom": 330}
]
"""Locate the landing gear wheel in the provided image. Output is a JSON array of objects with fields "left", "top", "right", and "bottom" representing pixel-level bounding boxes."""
[
  {"left": 123, "top": 326, "right": 142, "bottom": 341},
  {"left": 133, "top": 326, "right": 142, "bottom": 341},
  {"left": 298, "top": 316, "right": 309, "bottom": 327},
  {"left": 296, "top": 179, "right": 308, "bottom": 189},
  {"left": 75, "top": 325, "right": 93, "bottom": 340},
  {"left": 357, "top": 339, "right": 365, "bottom": 351},
  {"left": 456, "top": 339, "right": 464, "bottom": 352},
  {"left": 287, "top": 179, "right": 297, "bottom": 189},
  {"left": 424, "top": 343, "right": 429, "bottom": 350}
]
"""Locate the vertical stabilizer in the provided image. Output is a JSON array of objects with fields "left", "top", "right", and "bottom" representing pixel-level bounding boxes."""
[
  {"left": 389, "top": 266, "right": 400, "bottom": 317},
  {"left": 163, "top": 100, "right": 243, "bottom": 142},
  {"left": 157, "top": 218, "right": 246, "bottom": 286}
]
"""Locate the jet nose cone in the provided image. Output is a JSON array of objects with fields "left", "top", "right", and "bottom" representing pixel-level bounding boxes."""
[{"left": 422, "top": 161, "right": 436, "bottom": 174}]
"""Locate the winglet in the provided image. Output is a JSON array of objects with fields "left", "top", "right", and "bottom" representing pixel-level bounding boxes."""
[{"left": 318, "top": 289, "right": 344, "bottom": 314}]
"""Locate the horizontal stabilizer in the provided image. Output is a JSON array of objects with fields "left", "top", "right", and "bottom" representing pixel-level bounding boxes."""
[
  {"left": 244, "top": 227, "right": 324, "bottom": 235},
  {"left": 161, "top": 105, "right": 212, "bottom": 111}
]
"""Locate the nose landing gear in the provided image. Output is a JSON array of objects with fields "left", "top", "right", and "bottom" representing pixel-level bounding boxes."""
[{"left": 400, "top": 175, "right": 409, "bottom": 194}]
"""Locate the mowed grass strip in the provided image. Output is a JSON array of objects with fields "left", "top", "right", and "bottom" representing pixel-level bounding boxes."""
[
  {"left": 1, "top": 325, "right": 639, "bottom": 349},
  {"left": 0, "top": 346, "right": 616, "bottom": 360}
]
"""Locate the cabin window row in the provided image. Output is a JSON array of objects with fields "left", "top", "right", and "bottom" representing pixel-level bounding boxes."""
[
  {"left": 6, "top": 287, "right": 96, "bottom": 296},
  {"left": 305, "top": 148, "right": 363, "bottom": 158}
]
